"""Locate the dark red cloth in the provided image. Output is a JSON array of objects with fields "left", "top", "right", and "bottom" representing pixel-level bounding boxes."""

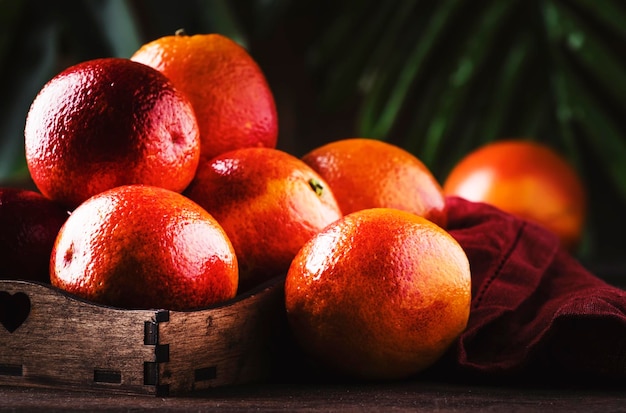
[{"left": 439, "top": 196, "right": 626, "bottom": 384}]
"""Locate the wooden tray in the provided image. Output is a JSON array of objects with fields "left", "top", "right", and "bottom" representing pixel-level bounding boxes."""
[{"left": 0, "top": 277, "right": 288, "bottom": 396}]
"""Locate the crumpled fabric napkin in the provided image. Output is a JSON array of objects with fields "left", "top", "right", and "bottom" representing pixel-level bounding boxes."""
[{"left": 435, "top": 196, "right": 626, "bottom": 384}]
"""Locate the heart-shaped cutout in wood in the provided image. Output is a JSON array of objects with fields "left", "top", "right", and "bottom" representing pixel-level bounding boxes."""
[{"left": 0, "top": 291, "right": 31, "bottom": 333}]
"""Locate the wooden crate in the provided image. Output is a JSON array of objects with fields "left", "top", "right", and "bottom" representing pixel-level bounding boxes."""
[{"left": 0, "top": 277, "right": 288, "bottom": 396}]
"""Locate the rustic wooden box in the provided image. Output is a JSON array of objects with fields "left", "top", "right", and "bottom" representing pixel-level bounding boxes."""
[{"left": 0, "top": 277, "right": 288, "bottom": 396}]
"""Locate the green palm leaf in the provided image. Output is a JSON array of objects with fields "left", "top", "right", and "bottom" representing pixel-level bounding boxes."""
[{"left": 298, "top": 0, "right": 626, "bottom": 264}]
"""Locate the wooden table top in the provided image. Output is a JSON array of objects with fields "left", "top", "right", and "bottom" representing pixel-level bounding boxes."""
[{"left": 2, "top": 380, "right": 626, "bottom": 412}]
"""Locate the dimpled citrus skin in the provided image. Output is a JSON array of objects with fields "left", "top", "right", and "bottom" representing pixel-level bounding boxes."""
[
  {"left": 443, "top": 139, "right": 587, "bottom": 251},
  {"left": 50, "top": 185, "right": 238, "bottom": 311},
  {"left": 131, "top": 33, "right": 278, "bottom": 161},
  {"left": 184, "top": 147, "right": 343, "bottom": 292},
  {"left": 0, "top": 188, "right": 69, "bottom": 283},
  {"left": 301, "top": 138, "right": 448, "bottom": 228},
  {"left": 25, "top": 57, "right": 200, "bottom": 209},
  {"left": 285, "top": 208, "right": 471, "bottom": 380}
]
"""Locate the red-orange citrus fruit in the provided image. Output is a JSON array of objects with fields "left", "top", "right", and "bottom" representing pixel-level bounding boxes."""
[
  {"left": 131, "top": 32, "right": 278, "bottom": 161},
  {"left": 443, "top": 139, "right": 587, "bottom": 251},
  {"left": 0, "top": 188, "right": 69, "bottom": 283},
  {"left": 301, "top": 138, "right": 448, "bottom": 228},
  {"left": 285, "top": 207, "right": 471, "bottom": 380},
  {"left": 25, "top": 57, "right": 200, "bottom": 209},
  {"left": 50, "top": 185, "right": 238, "bottom": 310},
  {"left": 184, "top": 147, "right": 343, "bottom": 292}
]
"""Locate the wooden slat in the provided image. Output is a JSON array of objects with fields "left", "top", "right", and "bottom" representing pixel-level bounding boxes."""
[
  {"left": 0, "top": 280, "right": 161, "bottom": 395},
  {"left": 0, "top": 276, "right": 288, "bottom": 396},
  {"left": 157, "top": 277, "right": 287, "bottom": 395}
]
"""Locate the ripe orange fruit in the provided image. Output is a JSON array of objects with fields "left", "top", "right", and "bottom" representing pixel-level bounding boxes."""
[
  {"left": 25, "top": 57, "right": 200, "bottom": 209},
  {"left": 184, "top": 147, "right": 343, "bottom": 292},
  {"left": 131, "top": 32, "right": 278, "bottom": 161},
  {"left": 285, "top": 207, "right": 471, "bottom": 380},
  {"left": 443, "top": 139, "right": 587, "bottom": 251},
  {"left": 50, "top": 185, "right": 238, "bottom": 310},
  {"left": 0, "top": 188, "right": 69, "bottom": 283},
  {"left": 301, "top": 138, "right": 448, "bottom": 228}
]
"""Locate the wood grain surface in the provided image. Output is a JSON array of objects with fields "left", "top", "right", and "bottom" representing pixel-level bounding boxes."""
[
  {"left": 2, "top": 380, "right": 626, "bottom": 412},
  {"left": 0, "top": 277, "right": 288, "bottom": 396}
]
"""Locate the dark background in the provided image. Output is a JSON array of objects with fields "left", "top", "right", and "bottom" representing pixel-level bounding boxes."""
[{"left": 1, "top": 0, "right": 625, "bottom": 278}]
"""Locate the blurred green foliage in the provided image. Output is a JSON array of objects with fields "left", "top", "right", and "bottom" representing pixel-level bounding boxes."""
[{"left": 1, "top": 0, "right": 625, "bottom": 274}]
